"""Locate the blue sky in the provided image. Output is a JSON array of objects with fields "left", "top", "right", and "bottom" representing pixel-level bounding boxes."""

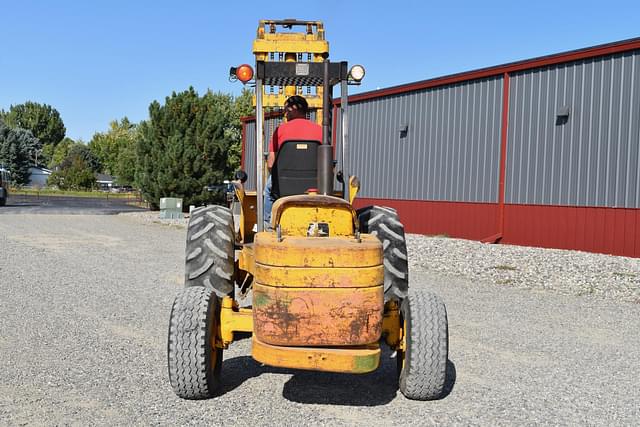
[{"left": 1, "top": 1, "right": 638, "bottom": 141}]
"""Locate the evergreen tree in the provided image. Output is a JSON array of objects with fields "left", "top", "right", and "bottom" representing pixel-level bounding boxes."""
[
  {"left": 227, "top": 88, "right": 254, "bottom": 171},
  {"left": 136, "top": 87, "right": 245, "bottom": 208},
  {"left": 0, "top": 121, "right": 38, "bottom": 185}
]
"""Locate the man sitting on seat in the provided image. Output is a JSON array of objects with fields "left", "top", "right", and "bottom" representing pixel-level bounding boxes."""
[{"left": 264, "top": 95, "right": 322, "bottom": 227}]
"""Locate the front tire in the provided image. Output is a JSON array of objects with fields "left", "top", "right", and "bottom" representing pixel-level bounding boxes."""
[
  {"left": 167, "top": 287, "right": 222, "bottom": 399},
  {"left": 398, "top": 289, "right": 448, "bottom": 401}
]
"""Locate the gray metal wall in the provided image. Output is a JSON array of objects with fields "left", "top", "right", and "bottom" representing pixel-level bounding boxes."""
[
  {"left": 241, "top": 48, "right": 640, "bottom": 209},
  {"left": 506, "top": 49, "right": 640, "bottom": 208},
  {"left": 243, "top": 79, "right": 504, "bottom": 202},
  {"left": 242, "top": 115, "right": 283, "bottom": 191},
  {"left": 346, "top": 77, "right": 504, "bottom": 202}
]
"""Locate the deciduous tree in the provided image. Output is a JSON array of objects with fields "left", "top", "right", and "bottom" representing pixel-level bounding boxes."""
[
  {"left": 1, "top": 102, "right": 66, "bottom": 149},
  {"left": 88, "top": 118, "right": 138, "bottom": 185},
  {"left": 48, "top": 143, "right": 99, "bottom": 190}
]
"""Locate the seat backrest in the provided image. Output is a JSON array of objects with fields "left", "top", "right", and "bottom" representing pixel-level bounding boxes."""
[{"left": 271, "top": 140, "right": 320, "bottom": 198}]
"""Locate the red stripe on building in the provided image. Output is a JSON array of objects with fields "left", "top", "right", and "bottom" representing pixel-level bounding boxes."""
[
  {"left": 353, "top": 198, "right": 499, "bottom": 241},
  {"left": 354, "top": 199, "right": 640, "bottom": 258},
  {"left": 502, "top": 204, "right": 639, "bottom": 257}
]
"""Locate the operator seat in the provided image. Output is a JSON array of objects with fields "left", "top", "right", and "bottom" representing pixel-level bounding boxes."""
[{"left": 271, "top": 140, "right": 320, "bottom": 198}]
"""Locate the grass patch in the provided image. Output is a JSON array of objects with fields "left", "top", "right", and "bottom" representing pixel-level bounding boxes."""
[
  {"left": 496, "top": 279, "right": 513, "bottom": 285},
  {"left": 10, "top": 187, "right": 137, "bottom": 199},
  {"left": 493, "top": 265, "right": 517, "bottom": 271},
  {"left": 613, "top": 271, "right": 637, "bottom": 278},
  {"left": 577, "top": 284, "right": 596, "bottom": 296}
]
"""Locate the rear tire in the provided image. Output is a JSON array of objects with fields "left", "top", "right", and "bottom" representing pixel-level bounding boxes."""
[
  {"left": 185, "top": 205, "right": 235, "bottom": 298},
  {"left": 357, "top": 206, "right": 408, "bottom": 301},
  {"left": 167, "top": 287, "right": 222, "bottom": 399},
  {"left": 398, "top": 289, "right": 448, "bottom": 401}
]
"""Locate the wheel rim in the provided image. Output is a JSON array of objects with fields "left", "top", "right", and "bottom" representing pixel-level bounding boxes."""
[
  {"left": 397, "top": 316, "right": 407, "bottom": 376},
  {"left": 209, "top": 314, "right": 220, "bottom": 373},
  {"left": 401, "top": 317, "right": 407, "bottom": 370}
]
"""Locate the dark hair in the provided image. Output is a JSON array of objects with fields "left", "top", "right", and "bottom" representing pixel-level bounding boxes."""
[{"left": 284, "top": 95, "right": 309, "bottom": 114}]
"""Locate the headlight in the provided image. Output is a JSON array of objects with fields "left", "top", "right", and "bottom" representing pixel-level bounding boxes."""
[{"left": 348, "top": 65, "right": 366, "bottom": 82}]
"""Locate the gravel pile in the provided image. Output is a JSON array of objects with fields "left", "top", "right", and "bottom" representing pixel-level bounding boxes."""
[
  {"left": 121, "top": 211, "right": 640, "bottom": 304},
  {"left": 120, "top": 211, "right": 188, "bottom": 228},
  {"left": 407, "top": 234, "right": 640, "bottom": 304}
]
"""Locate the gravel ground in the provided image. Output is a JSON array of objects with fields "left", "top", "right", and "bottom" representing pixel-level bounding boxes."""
[
  {"left": 1, "top": 213, "right": 639, "bottom": 425},
  {"left": 406, "top": 235, "right": 640, "bottom": 304},
  {"left": 126, "top": 210, "right": 640, "bottom": 304}
]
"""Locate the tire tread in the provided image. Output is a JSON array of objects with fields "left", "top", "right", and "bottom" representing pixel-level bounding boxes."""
[
  {"left": 185, "top": 205, "right": 234, "bottom": 297},
  {"left": 357, "top": 205, "right": 409, "bottom": 300},
  {"left": 399, "top": 290, "right": 448, "bottom": 400},
  {"left": 167, "top": 287, "right": 222, "bottom": 399}
]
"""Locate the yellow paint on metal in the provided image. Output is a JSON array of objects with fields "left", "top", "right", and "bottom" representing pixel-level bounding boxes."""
[
  {"left": 382, "top": 300, "right": 401, "bottom": 347},
  {"left": 262, "top": 94, "right": 323, "bottom": 109},
  {"left": 218, "top": 296, "right": 253, "bottom": 348},
  {"left": 254, "top": 264, "right": 383, "bottom": 288},
  {"left": 254, "top": 233, "right": 382, "bottom": 268},
  {"left": 253, "top": 38, "right": 329, "bottom": 53},
  {"left": 399, "top": 317, "right": 407, "bottom": 370},
  {"left": 252, "top": 283, "right": 383, "bottom": 346},
  {"left": 271, "top": 194, "right": 357, "bottom": 236},
  {"left": 233, "top": 183, "right": 257, "bottom": 243},
  {"left": 252, "top": 337, "right": 380, "bottom": 374},
  {"left": 349, "top": 175, "right": 360, "bottom": 205},
  {"left": 252, "top": 20, "right": 329, "bottom": 120},
  {"left": 280, "top": 206, "right": 354, "bottom": 236},
  {"left": 238, "top": 244, "right": 256, "bottom": 276}
]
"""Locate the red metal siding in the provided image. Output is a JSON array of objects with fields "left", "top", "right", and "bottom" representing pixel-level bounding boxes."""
[
  {"left": 353, "top": 199, "right": 639, "bottom": 258},
  {"left": 353, "top": 198, "right": 499, "bottom": 241},
  {"left": 503, "top": 204, "right": 639, "bottom": 257}
]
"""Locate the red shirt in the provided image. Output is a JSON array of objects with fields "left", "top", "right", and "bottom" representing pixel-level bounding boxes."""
[{"left": 269, "top": 118, "right": 323, "bottom": 153}]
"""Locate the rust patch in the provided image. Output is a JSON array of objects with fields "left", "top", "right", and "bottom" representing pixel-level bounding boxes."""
[{"left": 253, "top": 284, "right": 383, "bottom": 346}]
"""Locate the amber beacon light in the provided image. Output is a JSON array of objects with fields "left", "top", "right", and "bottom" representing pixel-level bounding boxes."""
[{"left": 230, "top": 64, "right": 254, "bottom": 83}]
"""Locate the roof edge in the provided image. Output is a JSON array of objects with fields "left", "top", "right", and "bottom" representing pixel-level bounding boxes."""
[
  {"left": 341, "top": 36, "right": 640, "bottom": 104},
  {"left": 239, "top": 36, "right": 640, "bottom": 119}
]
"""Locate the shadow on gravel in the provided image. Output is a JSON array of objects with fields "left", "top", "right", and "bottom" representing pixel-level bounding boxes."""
[
  {"left": 441, "top": 360, "right": 457, "bottom": 399},
  {"left": 220, "top": 346, "right": 457, "bottom": 406}
]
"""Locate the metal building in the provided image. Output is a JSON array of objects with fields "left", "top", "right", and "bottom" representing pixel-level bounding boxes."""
[{"left": 242, "top": 38, "right": 640, "bottom": 258}]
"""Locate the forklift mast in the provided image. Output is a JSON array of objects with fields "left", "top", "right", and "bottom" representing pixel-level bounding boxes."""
[
  {"left": 252, "top": 19, "right": 329, "bottom": 124},
  {"left": 231, "top": 19, "right": 363, "bottom": 231}
]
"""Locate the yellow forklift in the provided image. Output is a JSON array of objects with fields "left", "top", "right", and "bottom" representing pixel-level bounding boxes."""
[{"left": 167, "top": 19, "right": 448, "bottom": 401}]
